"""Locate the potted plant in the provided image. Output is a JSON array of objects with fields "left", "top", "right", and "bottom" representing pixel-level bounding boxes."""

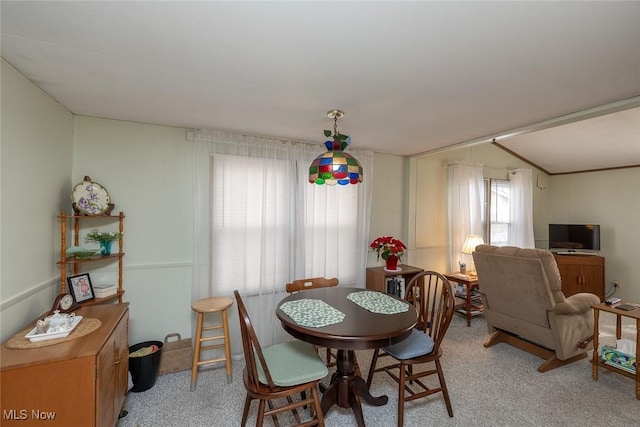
[
  {"left": 370, "top": 236, "right": 407, "bottom": 271},
  {"left": 85, "top": 229, "right": 122, "bottom": 255}
]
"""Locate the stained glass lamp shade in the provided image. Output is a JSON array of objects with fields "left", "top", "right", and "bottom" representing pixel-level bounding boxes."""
[
  {"left": 308, "top": 142, "right": 363, "bottom": 185},
  {"left": 309, "top": 110, "right": 363, "bottom": 185}
]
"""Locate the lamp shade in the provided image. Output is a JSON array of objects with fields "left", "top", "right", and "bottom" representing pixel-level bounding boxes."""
[
  {"left": 309, "top": 109, "right": 363, "bottom": 185},
  {"left": 461, "top": 235, "right": 484, "bottom": 255},
  {"left": 308, "top": 141, "right": 363, "bottom": 185}
]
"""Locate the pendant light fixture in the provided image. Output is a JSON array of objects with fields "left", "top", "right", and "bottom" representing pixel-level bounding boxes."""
[{"left": 308, "top": 110, "right": 363, "bottom": 185}]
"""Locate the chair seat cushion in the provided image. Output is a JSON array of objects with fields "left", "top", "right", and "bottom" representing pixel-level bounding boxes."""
[
  {"left": 383, "top": 328, "right": 434, "bottom": 360},
  {"left": 257, "top": 340, "right": 329, "bottom": 386}
]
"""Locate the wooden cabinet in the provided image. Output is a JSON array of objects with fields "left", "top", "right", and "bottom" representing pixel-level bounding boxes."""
[
  {"left": 366, "top": 265, "right": 424, "bottom": 294},
  {"left": 553, "top": 254, "right": 605, "bottom": 300},
  {"left": 58, "top": 212, "right": 125, "bottom": 305},
  {"left": 1, "top": 304, "right": 129, "bottom": 426}
]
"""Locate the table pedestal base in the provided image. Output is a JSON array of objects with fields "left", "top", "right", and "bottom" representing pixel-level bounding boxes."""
[{"left": 320, "top": 349, "right": 387, "bottom": 427}]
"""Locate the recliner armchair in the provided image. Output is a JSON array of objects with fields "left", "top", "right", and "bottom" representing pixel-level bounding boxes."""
[{"left": 472, "top": 244, "right": 600, "bottom": 372}]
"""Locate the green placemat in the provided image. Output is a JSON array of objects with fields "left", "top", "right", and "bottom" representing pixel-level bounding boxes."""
[
  {"left": 347, "top": 291, "right": 409, "bottom": 314},
  {"left": 280, "top": 298, "right": 345, "bottom": 328}
]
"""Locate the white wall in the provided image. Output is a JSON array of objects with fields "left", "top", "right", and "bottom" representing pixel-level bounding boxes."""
[
  {"left": 367, "top": 153, "right": 408, "bottom": 267},
  {"left": 409, "top": 142, "right": 639, "bottom": 303},
  {"left": 70, "top": 118, "right": 406, "bottom": 344},
  {"left": 408, "top": 143, "right": 550, "bottom": 273},
  {"left": 5, "top": 59, "right": 635, "bottom": 346},
  {"left": 548, "top": 169, "right": 640, "bottom": 302},
  {"left": 0, "top": 60, "right": 73, "bottom": 342},
  {"left": 72, "top": 117, "right": 193, "bottom": 344},
  {"left": 0, "top": 65, "right": 406, "bottom": 345}
]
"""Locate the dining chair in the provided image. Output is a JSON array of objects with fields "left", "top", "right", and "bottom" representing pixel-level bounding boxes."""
[
  {"left": 366, "top": 271, "right": 455, "bottom": 426},
  {"left": 284, "top": 277, "right": 363, "bottom": 378},
  {"left": 234, "top": 290, "right": 327, "bottom": 427},
  {"left": 285, "top": 277, "right": 339, "bottom": 367}
]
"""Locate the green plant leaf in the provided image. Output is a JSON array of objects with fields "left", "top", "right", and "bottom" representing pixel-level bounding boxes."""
[{"left": 324, "top": 130, "right": 332, "bottom": 137}]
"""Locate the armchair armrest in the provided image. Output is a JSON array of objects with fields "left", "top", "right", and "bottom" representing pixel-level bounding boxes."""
[{"left": 553, "top": 293, "right": 601, "bottom": 315}]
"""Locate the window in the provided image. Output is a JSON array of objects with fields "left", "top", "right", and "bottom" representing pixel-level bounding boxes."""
[
  {"left": 211, "top": 154, "right": 294, "bottom": 295},
  {"left": 484, "top": 179, "right": 510, "bottom": 246},
  {"left": 210, "top": 153, "right": 365, "bottom": 295}
]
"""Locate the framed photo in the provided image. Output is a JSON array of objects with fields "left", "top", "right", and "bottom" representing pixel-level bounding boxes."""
[{"left": 67, "top": 273, "right": 95, "bottom": 303}]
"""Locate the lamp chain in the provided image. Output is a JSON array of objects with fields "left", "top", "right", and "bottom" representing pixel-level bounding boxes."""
[{"left": 334, "top": 115, "right": 338, "bottom": 136}]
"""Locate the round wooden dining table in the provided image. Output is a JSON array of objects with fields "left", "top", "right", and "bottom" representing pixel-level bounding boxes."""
[{"left": 276, "top": 286, "right": 418, "bottom": 427}]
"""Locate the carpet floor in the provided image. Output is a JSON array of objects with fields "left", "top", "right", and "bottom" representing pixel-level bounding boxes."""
[{"left": 117, "top": 311, "right": 639, "bottom": 426}]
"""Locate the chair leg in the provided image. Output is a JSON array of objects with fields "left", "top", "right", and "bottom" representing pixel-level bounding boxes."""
[
  {"left": 397, "top": 361, "right": 406, "bottom": 427},
  {"left": 310, "top": 384, "right": 325, "bottom": 427},
  {"left": 190, "top": 312, "right": 204, "bottom": 391},
  {"left": 256, "top": 399, "right": 266, "bottom": 427},
  {"left": 367, "top": 349, "right": 380, "bottom": 387},
  {"left": 222, "top": 308, "right": 233, "bottom": 384},
  {"left": 436, "top": 359, "right": 454, "bottom": 417},
  {"left": 241, "top": 395, "right": 252, "bottom": 427}
]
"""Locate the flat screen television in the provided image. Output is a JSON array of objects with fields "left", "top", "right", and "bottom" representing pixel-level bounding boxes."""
[{"left": 548, "top": 224, "right": 600, "bottom": 252}]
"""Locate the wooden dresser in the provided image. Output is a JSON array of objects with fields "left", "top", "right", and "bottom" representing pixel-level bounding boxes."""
[{"left": 1, "top": 303, "right": 129, "bottom": 426}]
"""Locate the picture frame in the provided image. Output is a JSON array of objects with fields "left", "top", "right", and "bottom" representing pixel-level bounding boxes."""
[{"left": 67, "top": 273, "right": 95, "bottom": 303}]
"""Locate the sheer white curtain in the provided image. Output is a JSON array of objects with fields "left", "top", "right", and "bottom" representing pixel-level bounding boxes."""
[
  {"left": 508, "top": 168, "right": 535, "bottom": 248},
  {"left": 192, "top": 129, "right": 373, "bottom": 356},
  {"left": 448, "top": 163, "right": 484, "bottom": 271}
]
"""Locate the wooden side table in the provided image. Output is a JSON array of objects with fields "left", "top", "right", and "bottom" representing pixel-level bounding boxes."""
[
  {"left": 365, "top": 265, "right": 424, "bottom": 295},
  {"left": 445, "top": 273, "right": 483, "bottom": 327},
  {"left": 592, "top": 301, "right": 639, "bottom": 400}
]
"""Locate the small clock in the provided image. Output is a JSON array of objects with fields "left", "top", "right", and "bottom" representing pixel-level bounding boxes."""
[{"left": 49, "top": 293, "right": 81, "bottom": 316}]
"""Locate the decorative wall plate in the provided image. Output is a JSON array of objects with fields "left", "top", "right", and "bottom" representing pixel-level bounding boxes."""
[{"left": 71, "top": 176, "right": 111, "bottom": 215}]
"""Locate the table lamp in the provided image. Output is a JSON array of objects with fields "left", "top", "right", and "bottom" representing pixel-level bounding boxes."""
[{"left": 461, "top": 235, "right": 484, "bottom": 275}]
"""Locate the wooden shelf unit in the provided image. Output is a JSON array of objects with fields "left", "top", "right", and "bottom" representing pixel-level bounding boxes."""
[
  {"left": 58, "top": 212, "right": 125, "bottom": 305},
  {"left": 592, "top": 301, "right": 639, "bottom": 400},
  {"left": 366, "top": 265, "right": 424, "bottom": 294},
  {"left": 553, "top": 253, "right": 604, "bottom": 300},
  {"left": 444, "top": 274, "right": 484, "bottom": 327},
  {"left": 1, "top": 304, "right": 130, "bottom": 426}
]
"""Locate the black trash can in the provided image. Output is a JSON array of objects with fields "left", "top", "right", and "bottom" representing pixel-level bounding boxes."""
[{"left": 129, "top": 340, "right": 163, "bottom": 392}]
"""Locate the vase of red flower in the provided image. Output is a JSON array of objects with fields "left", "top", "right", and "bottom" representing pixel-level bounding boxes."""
[
  {"left": 385, "top": 254, "right": 399, "bottom": 271},
  {"left": 370, "top": 236, "right": 406, "bottom": 272}
]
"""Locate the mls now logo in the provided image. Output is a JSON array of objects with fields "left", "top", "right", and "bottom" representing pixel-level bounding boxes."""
[{"left": 3, "top": 409, "right": 56, "bottom": 420}]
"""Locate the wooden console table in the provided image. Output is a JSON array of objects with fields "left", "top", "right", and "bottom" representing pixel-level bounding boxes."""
[
  {"left": 592, "top": 301, "right": 639, "bottom": 400},
  {"left": 445, "top": 273, "right": 484, "bottom": 326},
  {"left": 1, "top": 304, "right": 130, "bottom": 425}
]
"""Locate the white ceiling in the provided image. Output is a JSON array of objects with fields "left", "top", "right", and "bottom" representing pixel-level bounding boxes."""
[{"left": 2, "top": 1, "right": 639, "bottom": 173}]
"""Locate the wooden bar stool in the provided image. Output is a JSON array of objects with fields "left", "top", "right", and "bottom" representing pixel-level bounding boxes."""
[{"left": 190, "top": 296, "right": 233, "bottom": 391}]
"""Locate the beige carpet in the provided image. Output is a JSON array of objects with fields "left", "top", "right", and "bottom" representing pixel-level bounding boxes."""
[{"left": 117, "top": 311, "right": 638, "bottom": 427}]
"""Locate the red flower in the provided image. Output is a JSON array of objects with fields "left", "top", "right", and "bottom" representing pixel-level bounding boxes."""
[{"left": 370, "top": 236, "right": 407, "bottom": 261}]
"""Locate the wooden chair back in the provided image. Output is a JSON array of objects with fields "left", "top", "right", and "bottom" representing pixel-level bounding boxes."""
[
  {"left": 234, "top": 290, "right": 275, "bottom": 390},
  {"left": 234, "top": 290, "right": 326, "bottom": 426},
  {"left": 285, "top": 277, "right": 339, "bottom": 294},
  {"left": 367, "top": 271, "right": 456, "bottom": 425},
  {"left": 405, "top": 271, "right": 455, "bottom": 351}
]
